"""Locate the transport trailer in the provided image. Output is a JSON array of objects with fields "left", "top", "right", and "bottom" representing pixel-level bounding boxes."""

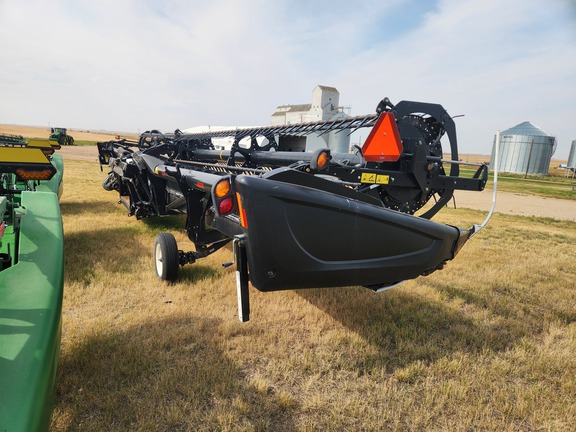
[
  {"left": 98, "top": 97, "right": 491, "bottom": 321},
  {"left": 0, "top": 140, "right": 64, "bottom": 431}
]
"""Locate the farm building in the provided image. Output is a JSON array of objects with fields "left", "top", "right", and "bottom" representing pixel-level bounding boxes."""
[
  {"left": 490, "top": 121, "right": 556, "bottom": 175},
  {"left": 271, "top": 85, "right": 351, "bottom": 153}
]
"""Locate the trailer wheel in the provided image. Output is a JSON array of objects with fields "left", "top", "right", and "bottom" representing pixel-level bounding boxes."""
[{"left": 154, "top": 233, "right": 179, "bottom": 282}]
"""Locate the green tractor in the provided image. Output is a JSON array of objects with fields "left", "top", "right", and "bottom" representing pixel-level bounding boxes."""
[{"left": 49, "top": 127, "right": 74, "bottom": 145}]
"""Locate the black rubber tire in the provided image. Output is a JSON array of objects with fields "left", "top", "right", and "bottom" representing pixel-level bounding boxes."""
[{"left": 154, "top": 233, "right": 179, "bottom": 282}]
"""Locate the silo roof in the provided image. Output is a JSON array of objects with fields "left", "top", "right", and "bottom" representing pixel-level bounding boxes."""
[
  {"left": 502, "top": 121, "right": 553, "bottom": 137},
  {"left": 317, "top": 85, "right": 339, "bottom": 92}
]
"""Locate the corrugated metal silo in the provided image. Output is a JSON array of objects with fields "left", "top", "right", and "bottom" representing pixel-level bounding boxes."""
[
  {"left": 490, "top": 121, "right": 556, "bottom": 175},
  {"left": 568, "top": 140, "right": 576, "bottom": 169}
]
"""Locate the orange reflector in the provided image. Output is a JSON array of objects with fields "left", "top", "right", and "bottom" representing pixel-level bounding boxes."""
[
  {"left": 316, "top": 151, "right": 329, "bottom": 170},
  {"left": 15, "top": 168, "right": 54, "bottom": 180},
  {"left": 236, "top": 192, "right": 248, "bottom": 228},
  {"left": 215, "top": 179, "right": 231, "bottom": 198},
  {"left": 361, "top": 112, "right": 403, "bottom": 162}
]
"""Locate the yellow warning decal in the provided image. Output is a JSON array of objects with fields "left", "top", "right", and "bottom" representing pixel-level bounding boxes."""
[
  {"left": 360, "top": 172, "right": 390, "bottom": 185},
  {"left": 360, "top": 173, "right": 376, "bottom": 183},
  {"left": 376, "top": 174, "right": 390, "bottom": 184}
]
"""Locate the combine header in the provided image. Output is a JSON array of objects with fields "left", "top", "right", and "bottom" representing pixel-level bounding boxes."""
[
  {"left": 0, "top": 139, "right": 64, "bottom": 430},
  {"left": 0, "top": 133, "right": 27, "bottom": 146},
  {"left": 98, "top": 97, "right": 490, "bottom": 321}
]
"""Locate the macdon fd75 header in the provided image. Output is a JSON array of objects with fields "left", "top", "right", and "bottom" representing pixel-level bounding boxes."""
[{"left": 98, "top": 97, "right": 492, "bottom": 321}]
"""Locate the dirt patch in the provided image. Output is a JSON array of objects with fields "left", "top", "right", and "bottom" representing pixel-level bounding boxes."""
[
  {"left": 453, "top": 189, "right": 576, "bottom": 222},
  {"left": 58, "top": 145, "right": 101, "bottom": 162}
]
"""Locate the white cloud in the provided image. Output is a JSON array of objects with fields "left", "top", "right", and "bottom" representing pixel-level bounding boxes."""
[
  {"left": 0, "top": 0, "right": 574, "bottom": 156},
  {"left": 331, "top": 0, "right": 576, "bottom": 156}
]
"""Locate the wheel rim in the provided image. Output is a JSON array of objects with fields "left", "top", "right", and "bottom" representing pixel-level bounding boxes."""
[{"left": 155, "top": 242, "right": 163, "bottom": 276}]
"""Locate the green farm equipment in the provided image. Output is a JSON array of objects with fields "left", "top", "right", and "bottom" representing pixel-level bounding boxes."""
[
  {"left": 0, "top": 133, "right": 27, "bottom": 146},
  {"left": 50, "top": 127, "right": 75, "bottom": 145},
  {"left": 0, "top": 139, "right": 64, "bottom": 430}
]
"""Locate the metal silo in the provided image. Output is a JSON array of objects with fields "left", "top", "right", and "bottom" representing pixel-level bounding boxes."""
[
  {"left": 490, "top": 121, "right": 556, "bottom": 175},
  {"left": 568, "top": 140, "right": 576, "bottom": 170}
]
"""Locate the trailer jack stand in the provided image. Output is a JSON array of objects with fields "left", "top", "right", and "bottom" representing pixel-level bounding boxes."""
[{"left": 233, "top": 235, "right": 250, "bottom": 322}]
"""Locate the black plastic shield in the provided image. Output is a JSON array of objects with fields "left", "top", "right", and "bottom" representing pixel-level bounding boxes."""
[{"left": 235, "top": 172, "right": 464, "bottom": 292}]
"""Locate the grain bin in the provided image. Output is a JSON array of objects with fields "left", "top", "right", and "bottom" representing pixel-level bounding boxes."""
[
  {"left": 568, "top": 140, "right": 576, "bottom": 170},
  {"left": 490, "top": 121, "right": 556, "bottom": 175}
]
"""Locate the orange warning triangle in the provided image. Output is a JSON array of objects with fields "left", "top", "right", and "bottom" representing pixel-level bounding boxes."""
[{"left": 362, "top": 112, "right": 403, "bottom": 162}]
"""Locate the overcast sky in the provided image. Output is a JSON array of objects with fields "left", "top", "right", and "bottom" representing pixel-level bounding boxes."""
[{"left": 1, "top": 0, "right": 575, "bottom": 157}]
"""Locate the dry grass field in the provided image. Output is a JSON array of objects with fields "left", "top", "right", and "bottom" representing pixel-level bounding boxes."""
[
  {"left": 46, "top": 155, "right": 576, "bottom": 431},
  {"left": 0, "top": 124, "right": 136, "bottom": 143}
]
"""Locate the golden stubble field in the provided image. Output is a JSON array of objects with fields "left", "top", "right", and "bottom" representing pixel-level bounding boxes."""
[
  {"left": 0, "top": 124, "right": 135, "bottom": 143},
  {"left": 46, "top": 153, "right": 576, "bottom": 431}
]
